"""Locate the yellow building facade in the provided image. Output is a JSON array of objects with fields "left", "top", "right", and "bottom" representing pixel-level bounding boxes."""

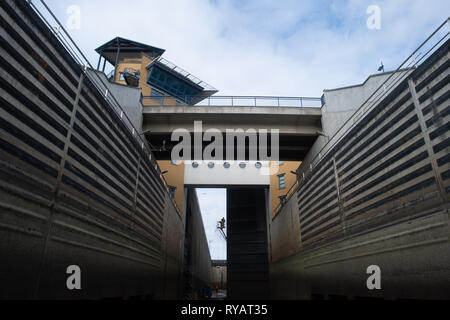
[{"left": 269, "top": 161, "right": 302, "bottom": 217}]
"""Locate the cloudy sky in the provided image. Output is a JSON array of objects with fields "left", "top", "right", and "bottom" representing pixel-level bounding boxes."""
[
  {"left": 41, "top": 0, "right": 448, "bottom": 97},
  {"left": 196, "top": 189, "right": 227, "bottom": 260},
  {"left": 36, "top": 0, "right": 448, "bottom": 259}
]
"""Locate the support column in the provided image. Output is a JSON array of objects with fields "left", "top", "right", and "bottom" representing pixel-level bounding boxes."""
[{"left": 96, "top": 51, "right": 102, "bottom": 70}]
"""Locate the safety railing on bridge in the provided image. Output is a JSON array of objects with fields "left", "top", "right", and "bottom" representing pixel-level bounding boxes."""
[
  {"left": 156, "top": 57, "right": 217, "bottom": 92},
  {"left": 142, "top": 95, "right": 323, "bottom": 108},
  {"left": 195, "top": 96, "right": 323, "bottom": 108}
]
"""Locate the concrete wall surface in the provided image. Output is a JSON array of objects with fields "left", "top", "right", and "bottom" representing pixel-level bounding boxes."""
[{"left": 270, "top": 209, "right": 450, "bottom": 300}]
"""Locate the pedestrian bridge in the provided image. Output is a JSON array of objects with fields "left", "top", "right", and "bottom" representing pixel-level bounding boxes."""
[{"left": 142, "top": 98, "right": 323, "bottom": 161}]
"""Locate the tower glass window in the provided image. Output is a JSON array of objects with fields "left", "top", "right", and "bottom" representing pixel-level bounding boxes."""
[
  {"left": 278, "top": 174, "right": 286, "bottom": 190},
  {"left": 147, "top": 65, "right": 202, "bottom": 104}
]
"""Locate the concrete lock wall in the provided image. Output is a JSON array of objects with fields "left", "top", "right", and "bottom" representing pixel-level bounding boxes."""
[
  {"left": 183, "top": 189, "right": 213, "bottom": 297},
  {"left": 270, "top": 39, "right": 450, "bottom": 300},
  {"left": 88, "top": 69, "right": 144, "bottom": 130},
  {"left": 0, "top": 0, "right": 190, "bottom": 300},
  {"left": 211, "top": 266, "right": 227, "bottom": 289}
]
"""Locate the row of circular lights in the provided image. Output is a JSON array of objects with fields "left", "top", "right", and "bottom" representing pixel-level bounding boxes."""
[{"left": 192, "top": 162, "right": 263, "bottom": 169}]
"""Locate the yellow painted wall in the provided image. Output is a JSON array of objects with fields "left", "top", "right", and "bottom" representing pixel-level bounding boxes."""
[
  {"left": 157, "top": 160, "right": 185, "bottom": 216},
  {"left": 114, "top": 53, "right": 183, "bottom": 107},
  {"left": 270, "top": 161, "right": 302, "bottom": 217}
]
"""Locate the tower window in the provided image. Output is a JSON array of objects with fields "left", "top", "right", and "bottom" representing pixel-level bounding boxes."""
[
  {"left": 278, "top": 174, "right": 286, "bottom": 190},
  {"left": 147, "top": 65, "right": 201, "bottom": 104}
]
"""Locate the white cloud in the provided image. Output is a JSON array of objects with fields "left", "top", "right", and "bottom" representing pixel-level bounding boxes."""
[
  {"left": 42, "top": 0, "right": 449, "bottom": 97},
  {"left": 196, "top": 188, "right": 227, "bottom": 260}
]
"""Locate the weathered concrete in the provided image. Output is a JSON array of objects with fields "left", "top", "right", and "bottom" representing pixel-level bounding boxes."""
[
  {"left": 270, "top": 195, "right": 302, "bottom": 263},
  {"left": 271, "top": 38, "right": 450, "bottom": 300},
  {"left": 300, "top": 69, "right": 413, "bottom": 176},
  {"left": 270, "top": 209, "right": 450, "bottom": 300},
  {"left": 88, "top": 69, "right": 143, "bottom": 130},
  {"left": 183, "top": 189, "right": 214, "bottom": 297}
]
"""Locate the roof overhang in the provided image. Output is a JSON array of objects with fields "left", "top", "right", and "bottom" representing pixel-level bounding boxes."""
[
  {"left": 96, "top": 37, "right": 166, "bottom": 65},
  {"left": 147, "top": 57, "right": 218, "bottom": 104}
]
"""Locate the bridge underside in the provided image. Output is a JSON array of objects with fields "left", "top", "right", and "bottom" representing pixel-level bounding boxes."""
[
  {"left": 142, "top": 106, "right": 322, "bottom": 161},
  {"left": 145, "top": 132, "right": 318, "bottom": 161}
]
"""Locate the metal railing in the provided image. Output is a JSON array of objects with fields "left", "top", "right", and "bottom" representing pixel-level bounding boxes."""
[
  {"left": 156, "top": 57, "right": 217, "bottom": 92},
  {"left": 195, "top": 96, "right": 322, "bottom": 108},
  {"left": 29, "top": 0, "right": 182, "bottom": 215},
  {"left": 142, "top": 95, "right": 323, "bottom": 108}
]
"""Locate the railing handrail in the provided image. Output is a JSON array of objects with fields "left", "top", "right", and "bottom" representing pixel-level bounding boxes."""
[
  {"left": 156, "top": 56, "right": 217, "bottom": 92},
  {"left": 142, "top": 94, "right": 321, "bottom": 100},
  {"left": 142, "top": 94, "right": 323, "bottom": 108}
]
